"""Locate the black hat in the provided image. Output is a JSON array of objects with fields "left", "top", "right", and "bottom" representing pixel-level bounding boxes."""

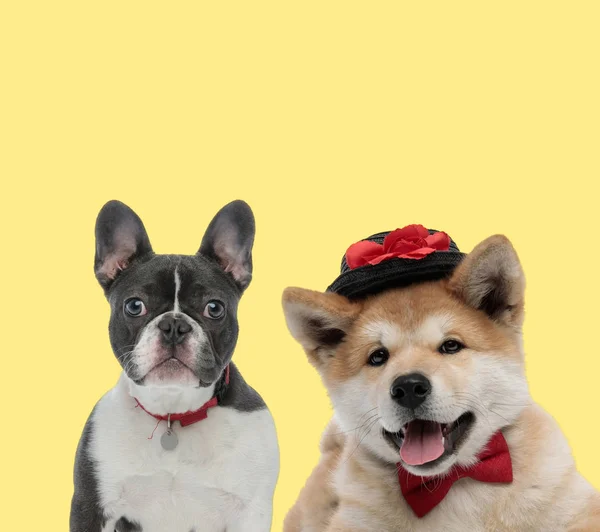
[{"left": 327, "top": 225, "right": 466, "bottom": 300}]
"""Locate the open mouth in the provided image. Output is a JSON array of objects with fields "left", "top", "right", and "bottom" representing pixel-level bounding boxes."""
[{"left": 383, "top": 412, "right": 475, "bottom": 467}]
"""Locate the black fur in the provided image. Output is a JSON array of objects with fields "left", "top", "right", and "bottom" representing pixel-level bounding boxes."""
[
  {"left": 219, "top": 362, "right": 265, "bottom": 412},
  {"left": 114, "top": 516, "right": 143, "bottom": 531},
  {"left": 479, "top": 276, "right": 511, "bottom": 319},
  {"left": 93, "top": 199, "right": 257, "bottom": 384},
  {"left": 199, "top": 200, "right": 255, "bottom": 291},
  {"left": 105, "top": 255, "right": 243, "bottom": 384},
  {"left": 71, "top": 200, "right": 265, "bottom": 531},
  {"left": 94, "top": 200, "right": 154, "bottom": 291},
  {"left": 70, "top": 407, "right": 107, "bottom": 532},
  {"left": 307, "top": 318, "right": 346, "bottom": 347}
]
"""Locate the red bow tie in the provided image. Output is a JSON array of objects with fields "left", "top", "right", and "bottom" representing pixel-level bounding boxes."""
[
  {"left": 135, "top": 365, "right": 230, "bottom": 427},
  {"left": 398, "top": 431, "right": 513, "bottom": 518}
]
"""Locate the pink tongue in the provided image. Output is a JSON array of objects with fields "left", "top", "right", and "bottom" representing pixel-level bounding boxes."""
[{"left": 400, "top": 420, "right": 444, "bottom": 466}]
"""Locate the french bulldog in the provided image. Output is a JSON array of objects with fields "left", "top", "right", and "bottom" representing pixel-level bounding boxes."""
[{"left": 70, "top": 200, "right": 279, "bottom": 532}]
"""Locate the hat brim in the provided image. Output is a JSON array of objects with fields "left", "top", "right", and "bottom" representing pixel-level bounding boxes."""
[{"left": 326, "top": 251, "right": 466, "bottom": 299}]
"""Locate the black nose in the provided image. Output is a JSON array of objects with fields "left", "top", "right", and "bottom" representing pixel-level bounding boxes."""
[
  {"left": 390, "top": 373, "right": 432, "bottom": 409},
  {"left": 158, "top": 315, "right": 192, "bottom": 345}
]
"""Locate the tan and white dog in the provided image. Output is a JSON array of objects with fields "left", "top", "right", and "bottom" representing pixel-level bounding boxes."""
[{"left": 282, "top": 234, "right": 600, "bottom": 532}]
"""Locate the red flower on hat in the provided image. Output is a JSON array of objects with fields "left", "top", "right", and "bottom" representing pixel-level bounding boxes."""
[{"left": 345, "top": 225, "right": 451, "bottom": 270}]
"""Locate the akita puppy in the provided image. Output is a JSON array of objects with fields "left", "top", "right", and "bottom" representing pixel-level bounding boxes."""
[{"left": 282, "top": 226, "right": 600, "bottom": 532}]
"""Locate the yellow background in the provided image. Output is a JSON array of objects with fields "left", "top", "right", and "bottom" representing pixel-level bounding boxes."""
[{"left": 1, "top": 2, "right": 599, "bottom": 530}]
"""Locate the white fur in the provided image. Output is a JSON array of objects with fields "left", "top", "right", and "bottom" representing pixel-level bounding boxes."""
[
  {"left": 92, "top": 373, "right": 279, "bottom": 532},
  {"left": 414, "top": 314, "right": 452, "bottom": 344},
  {"left": 283, "top": 303, "right": 338, "bottom": 351},
  {"left": 322, "top": 315, "right": 596, "bottom": 531},
  {"left": 284, "top": 243, "right": 599, "bottom": 531},
  {"left": 128, "top": 378, "right": 215, "bottom": 417},
  {"left": 361, "top": 320, "right": 403, "bottom": 350},
  {"left": 133, "top": 310, "right": 209, "bottom": 387},
  {"left": 173, "top": 266, "right": 181, "bottom": 313},
  {"left": 329, "top": 405, "right": 596, "bottom": 532},
  {"left": 330, "top": 316, "right": 531, "bottom": 475}
]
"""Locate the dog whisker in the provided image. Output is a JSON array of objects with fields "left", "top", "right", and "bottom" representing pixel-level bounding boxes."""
[
  {"left": 330, "top": 409, "right": 379, "bottom": 437},
  {"left": 342, "top": 416, "right": 382, "bottom": 466}
]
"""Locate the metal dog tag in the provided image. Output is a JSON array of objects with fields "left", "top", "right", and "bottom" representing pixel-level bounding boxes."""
[
  {"left": 160, "top": 415, "right": 178, "bottom": 451},
  {"left": 161, "top": 429, "right": 178, "bottom": 450}
]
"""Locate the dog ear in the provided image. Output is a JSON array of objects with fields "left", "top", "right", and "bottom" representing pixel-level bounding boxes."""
[
  {"left": 282, "top": 287, "right": 362, "bottom": 367},
  {"left": 198, "top": 200, "right": 255, "bottom": 291},
  {"left": 94, "top": 200, "right": 153, "bottom": 290},
  {"left": 448, "top": 235, "right": 525, "bottom": 328}
]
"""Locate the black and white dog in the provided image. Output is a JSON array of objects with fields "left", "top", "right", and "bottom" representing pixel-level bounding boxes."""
[{"left": 70, "top": 200, "right": 279, "bottom": 532}]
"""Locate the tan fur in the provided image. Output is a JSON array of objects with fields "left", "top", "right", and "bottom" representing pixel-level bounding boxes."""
[
  {"left": 283, "top": 235, "right": 600, "bottom": 532},
  {"left": 568, "top": 495, "right": 600, "bottom": 531},
  {"left": 284, "top": 420, "right": 345, "bottom": 532}
]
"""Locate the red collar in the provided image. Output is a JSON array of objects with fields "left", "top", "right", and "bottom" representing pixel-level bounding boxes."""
[
  {"left": 398, "top": 431, "right": 513, "bottom": 518},
  {"left": 134, "top": 365, "right": 230, "bottom": 428}
]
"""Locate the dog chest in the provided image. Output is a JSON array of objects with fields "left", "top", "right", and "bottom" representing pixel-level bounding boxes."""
[{"left": 91, "top": 386, "right": 276, "bottom": 531}]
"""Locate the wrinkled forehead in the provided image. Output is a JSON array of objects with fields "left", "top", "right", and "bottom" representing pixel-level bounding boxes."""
[{"left": 107, "top": 254, "right": 238, "bottom": 303}]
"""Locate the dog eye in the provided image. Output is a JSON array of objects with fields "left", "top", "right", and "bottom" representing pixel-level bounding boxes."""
[
  {"left": 439, "top": 339, "right": 464, "bottom": 355},
  {"left": 368, "top": 348, "right": 389, "bottom": 367},
  {"left": 203, "top": 300, "right": 225, "bottom": 319},
  {"left": 124, "top": 298, "right": 147, "bottom": 317}
]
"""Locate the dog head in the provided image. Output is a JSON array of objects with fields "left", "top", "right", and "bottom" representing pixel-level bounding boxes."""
[
  {"left": 94, "top": 199, "right": 254, "bottom": 389},
  {"left": 283, "top": 235, "right": 529, "bottom": 477}
]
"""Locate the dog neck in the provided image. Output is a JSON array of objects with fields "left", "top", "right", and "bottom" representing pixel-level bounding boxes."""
[{"left": 122, "top": 372, "right": 219, "bottom": 416}]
